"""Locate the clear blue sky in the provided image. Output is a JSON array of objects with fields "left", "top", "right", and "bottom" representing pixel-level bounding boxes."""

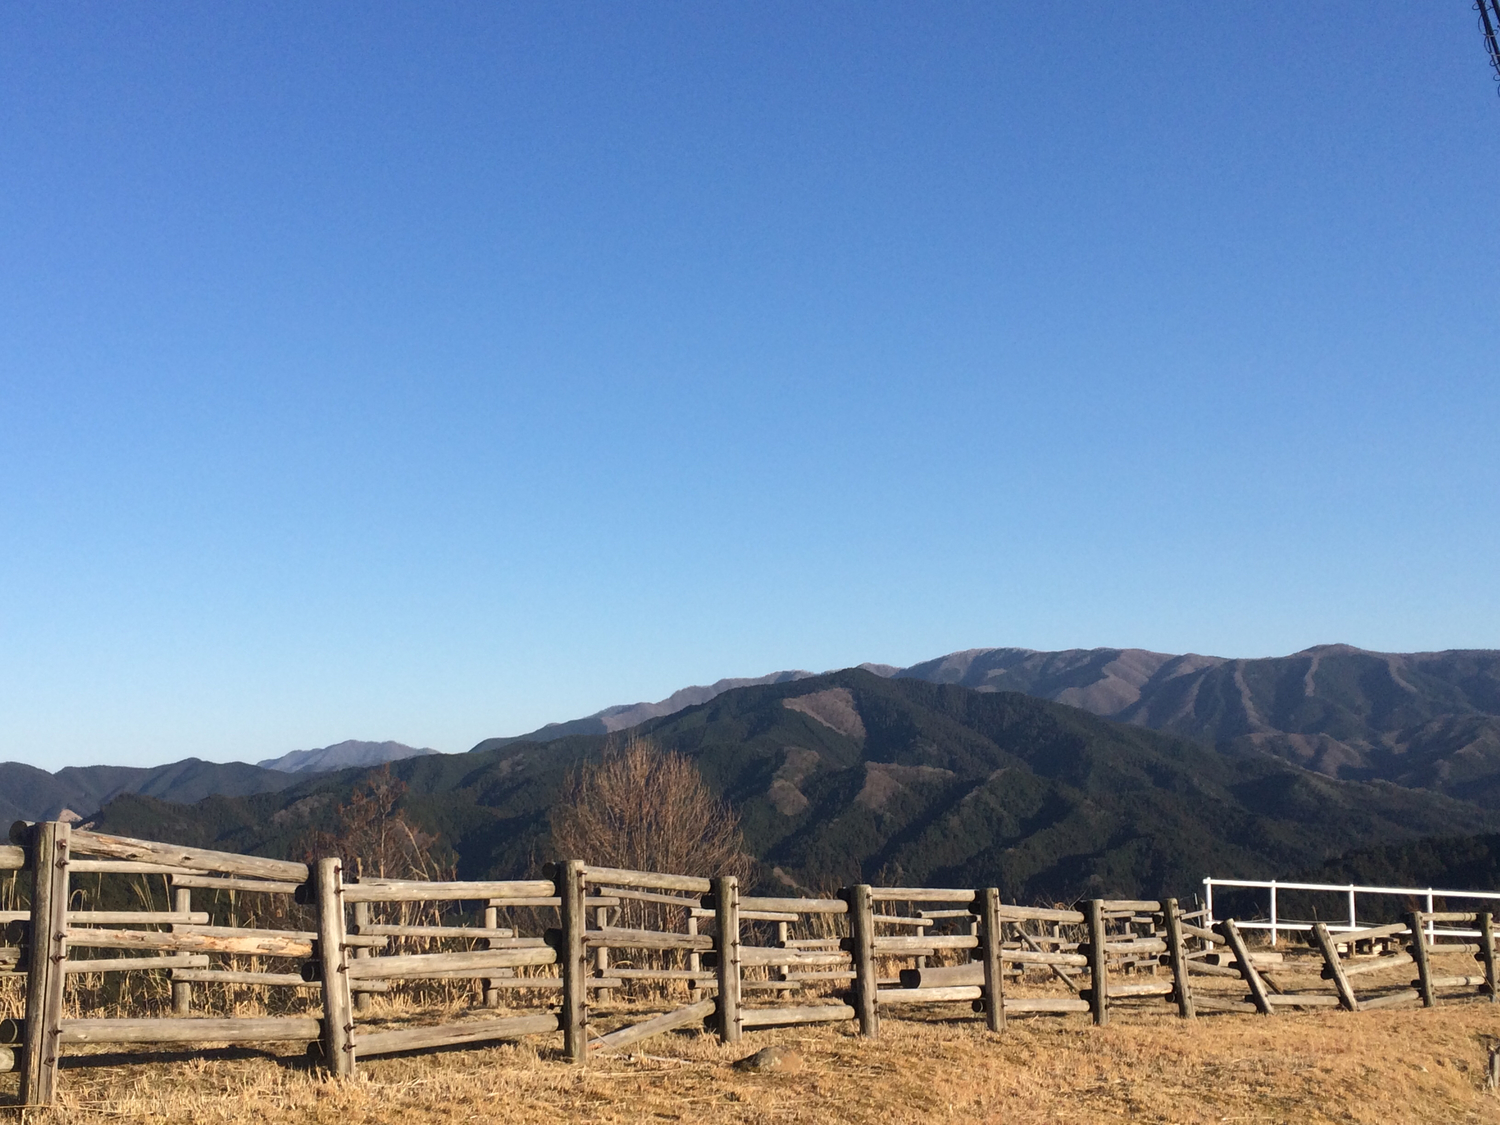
[{"left": 2, "top": 3, "right": 1497, "bottom": 769}]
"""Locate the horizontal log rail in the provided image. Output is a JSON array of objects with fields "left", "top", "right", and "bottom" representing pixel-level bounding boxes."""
[
  {"left": 993, "top": 905, "right": 1085, "bottom": 924},
  {"left": 339, "top": 879, "right": 556, "bottom": 903},
  {"left": 739, "top": 1004, "right": 855, "bottom": 1027},
  {"left": 868, "top": 888, "right": 976, "bottom": 904},
  {"left": 169, "top": 969, "right": 321, "bottom": 988},
  {"left": 66, "top": 911, "right": 210, "bottom": 926},
  {"left": 355, "top": 1014, "right": 560, "bottom": 1057},
  {"left": 739, "top": 947, "right": 850, "bottom": 968},
  {"left": 572, "top": 864, "right": 712, "bottom": 895},
  {"left": 65, "top": 829, "right": 308, "bottom": 883},
  {"left": 343, "top": 947, "right": 557, "bottom": 981},
  {"left": 876, "top": 985, "right": 982, "bottom": 1005},
  {"left": 590, "top": 1000, "right": 718, "bottom": 1053},
  {"left": 0, "top": 845, "right": 24, "bottom": 871},
  {"left": 66, "top": 928, "right": 313, "bottom": 958},
  {"left": 169, "top": 874, "right": 302, "bottom": 895},
  {"left": 704, "top": 895, "right": 847, "bottom": 915},
  {"left": 354, "top": 924, "right": 527, "bottom": 941},
  {"left": 59, "top": 1017, "right": 321, "bottom": 1044},
  {"left": 577, "top": 927, "right": 712, "bottom": 952},
  {"left": 65, "top": 954, "right": 211, "bottom": 974},
  {"left": 867, "top": 935, "right": 977, "bottom": 953}
]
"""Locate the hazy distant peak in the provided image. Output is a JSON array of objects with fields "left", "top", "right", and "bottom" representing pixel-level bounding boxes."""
[{"left": 257, "top": 740, "right": 438, "bottom": 774}]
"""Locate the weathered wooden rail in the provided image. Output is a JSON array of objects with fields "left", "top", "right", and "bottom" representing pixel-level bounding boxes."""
[{"left": 3, "top": 820, "right": 1497, "bottom": 1108}]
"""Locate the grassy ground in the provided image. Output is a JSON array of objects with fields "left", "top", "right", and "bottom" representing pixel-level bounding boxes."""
[{"left": 4, "top": 997, "right": 1499, "bottom": 1124}]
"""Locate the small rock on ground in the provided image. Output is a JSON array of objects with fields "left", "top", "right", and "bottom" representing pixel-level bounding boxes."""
[{"left": 734, "top": 1046, "right": 804, "bottom": 1072}]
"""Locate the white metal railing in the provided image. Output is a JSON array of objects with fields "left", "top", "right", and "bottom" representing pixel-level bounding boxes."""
[{"left": 1202, "top": 877, "right": 1500, "bottom": 946}]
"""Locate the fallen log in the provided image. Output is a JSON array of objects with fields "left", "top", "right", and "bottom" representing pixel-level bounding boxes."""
[{"left": 355, "top": 1014, "right": 560, "bottom": 1057}]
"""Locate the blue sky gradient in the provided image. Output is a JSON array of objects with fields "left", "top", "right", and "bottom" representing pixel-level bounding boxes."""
[{"left": 2, "top": 3, "right": 1497, "bottom": 767}]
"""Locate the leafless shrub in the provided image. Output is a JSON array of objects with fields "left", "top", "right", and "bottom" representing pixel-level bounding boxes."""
[{"left": 550, "top": 735, "right": 754, "bottom": 884}]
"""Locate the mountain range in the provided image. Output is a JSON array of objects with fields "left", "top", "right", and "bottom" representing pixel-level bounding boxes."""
[{"left": 83, "top": 669, "right": 1500, "bottom": 903}]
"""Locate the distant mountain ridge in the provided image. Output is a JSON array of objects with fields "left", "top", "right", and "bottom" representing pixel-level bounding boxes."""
[
  {"left": 477, "top": 644, "right": 1500, "bottom": 806},
  {"left": 257, "top": 740, "right": 438, "bottom": 774},
  {"left": 0, "top": 758, "right": 303, "bottom": 824},
  {"left": 88, "top": 670, "right": 1500, "bottom": 902}
]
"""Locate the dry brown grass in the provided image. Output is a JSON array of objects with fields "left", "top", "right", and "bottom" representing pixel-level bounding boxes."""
[{"left": 5, "top": 994, "right": 1500, "bottom": 1124}]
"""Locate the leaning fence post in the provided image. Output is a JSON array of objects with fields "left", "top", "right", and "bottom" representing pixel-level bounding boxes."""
[
  {"left": 315, "top": 857, "right": 355, "bottom": 1077},
  {"left": 1406, "top": 910, "right": 1435, "bottom": 1008},
  {"left": 1084, "top": 899, "right": 1108, "bottom": 1027},
  {"left": 559, "top": 859, "right": 588, "bottom": 1063},
  {"left": 1477, "top": 911, "right": 1497, "bottom": 1003},
  {"left": 1162, "top": 898, "right": 1195, "bottom": 1019},
  {"left": 844, "top": 883, "right": 879, "bottom": 1038},
  {"left": 713, "top": 875, "right": 742, "bottom": 1044},
  {"left": 979, "top": 887, "right": 1004, "bottom": 1032},
  {"left": 1311, "top": 922, "right": 1358, "bottom": 1012},
  {"left": 19, "top": 820, "right": 69, "bottom": 1108},
  {"left": 1216, "top": 917, "right": 1274, "bottom": 1015}
]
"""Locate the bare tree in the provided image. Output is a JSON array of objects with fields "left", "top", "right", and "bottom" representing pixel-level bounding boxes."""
[{"left": 550, "top": 735, "right": 754, "bottom": 884}]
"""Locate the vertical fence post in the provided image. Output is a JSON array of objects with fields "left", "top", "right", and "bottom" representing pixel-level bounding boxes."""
[
  {"left": 845, "top": 884, "right": 878, "bottom": 1038},
  {"left": 686, "top": 914, "right": 702, "bottom": 1002},
  {"left": 1311, "top": 922, "right": 1359, "bottom": 1012},
  {"left": 353, "top": 901, "right": 373, "bottom": 1014},
  {"left": 1347, "top": 886, "right": 1356, "bottom": 933},
  {"left": 979, "top": 887, "right": 1004, "bottom": 1033},
  {"left": 482, "top": 904, "right": 500, "bottom": 1009},
  {"left": 1478, "top": 911, "right": 1497, "bottom": 1004},
  {"left": 171, "top": 885, "right": 193, "bottom": 1015},
  {"left": 594, "top": 906, "right": 613, "bottom": 1004},
  {"left": 1162, "top": 898, "right": 1194, "bottom": 1020},
  {"left": 559, "top": 860, "right": 588, "bottom": 1063},
  {"left": 1425, "top": 893, "right": 1434, "bottom": 943},
  {"left": 19, "top": 820, "right": 69, "bottom": 1108},
  {"left": 775, "top": 920, "right": 791, "bottom": 982},
  {"left": 1084, "top": 899, "right": 1108, "bottom": 1026},
  {"left": 315, "top": 857, "right": 354, "bottom": 1077},
  {"left": 713, "top": 875, "right": 742, "bottom": 1045},
  {"left": 1407, "top": 910, "right": 1435, "bottom": 1008},
  {"left": 1269, "top": 882, "right": 1278, "bottom": 948},
  {"left": 1203, "top": 879, "right": 1214, "bottom": 937}
]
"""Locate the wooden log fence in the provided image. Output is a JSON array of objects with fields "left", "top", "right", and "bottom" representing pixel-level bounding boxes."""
[{"left": 8, "top": 819, "right": 1500, "bottom": 1107}]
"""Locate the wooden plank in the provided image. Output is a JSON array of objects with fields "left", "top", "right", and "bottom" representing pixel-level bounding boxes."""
[
  {"left": 869, "top": 888, "right": 976, "bottom": 904},
  {"left": 1085, "top": 899, "right": 1107, "bottom": 1027},
  {"left": 846, "top": 884, "right": 879, "bottom": 1038},
  {"left": 1215, "top": 919, "right": 1274, "bottom": 1016},
  {"left": 980, "top": 888, "right": 1004, "bottom": 1032},
  {"left": 559, "top": 859, "right": 587, "bottom": 1064},
  {"left": 713, "top": 875, "right": 742, "bottom": 1045},
  {"left": 170, "top": 969, "right": 317, "bottom": 988},
  {"left": 315, "top": 857, "right": 354, "bottom": 1078},
  {"left": 739, "top": 947, "right": 848, "bottom": 968},
  {"left": 345, "top": 947, "right": 556, "bottom": 981},
  {"left": 994, "top": 905, "right": 1085, "bottom": 924},
  {"left": 1263, "top": 993, "right": 1342, "bottom": 1007},
  {"left": 341, "top": 879, "right": 555, "bottom": 903},
  {"left": 584, "top": 927, "right": 712, "bottom": 952},
  {"left": 1339, "top": 952, "right": 1414, "bottom": 978},
  {"left": 355, "top": 1014, "right": 560, "bottom": 1057},
  {"left": 1162, "top": 898, "right": 1195, "bottom": 1020},
  {"left": 740, "top": 1004, "right": 854, "bottom": 1027},
  {"left": 869, "top": 934, "right": 977, "bottom": 953},
  {"left": 1001, "top": 997, "right": 1091, "bottom": 1014},
  {"left": 60, "top": 1017, "right": 321, "bottom": 1044},
  {"left": 20, "top": 821, "right": 68, "bottom": 1109},
  {"left": 170, "top": 874, "right": 302, "bottom": 895},
  {"left": 355, "top": 923, "right": 521, "bottom": 940},
  {"left": 65, "top": 954, "right": 211, "bottom": 974},
  {"left": 590, "top": 999, "right": 717, "bottom": 1052},
  {"left": 1311, "top": 922, "right": 1359, "bottom": 1012},
  {"left": 1190, "top": 996, "right": 1259, "bottom": 1014},
  {"left": 1407, "top": 910, "right": 1435, "bottom": 1008},
  {"left": 724, "top": 896, "right": 847, "bottom": 915},
  {"left": 69, "top": 829, "right": 307, "bottom": 882},
  {"left": 68, "top": 861, "right": 195, "bottom": 875},
  {"left": 574, "top": 864, "right": 711, "bottom": 894},
  {"left": 65, "top": 927, "right": 312, "bottom": 959},
  {"left": 876, "top": 986, "right": 982, "bottom": 1005},
  {"left": 1101, "top": 899, "right": 1161, "bottom": 912},
  {"left": 1479, "top": 912, "right": 1497, "bottom": 1004},
  {"left": 62, "top": 909, "right": 209, "bottom": 926}
]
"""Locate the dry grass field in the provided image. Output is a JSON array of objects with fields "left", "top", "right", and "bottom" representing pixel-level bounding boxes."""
[{"left": 4, "top": 998, "right": 1499, "bottom": 1124}]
